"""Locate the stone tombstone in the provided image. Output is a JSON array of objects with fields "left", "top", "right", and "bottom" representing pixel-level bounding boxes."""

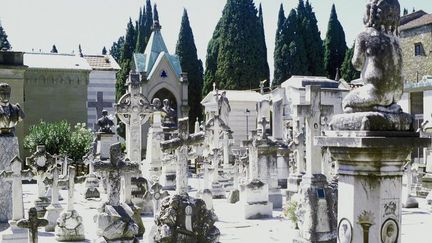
[
  {"left": 0, "top": 82, "right": 25, "bottom": 223},
  {"left": 316, "top": 1, "right": 431, "bottom": 243},
  {"left": 93, "top": 143, "right": 142, "bottom": 241},
  {"left": 161, "top": 117, "right": 205, "bottom": 194},
  {"left": 152, "top": 193, "right": 220, "bottom": 243},
  {"left": 17, "top": 207, "right": 48, "bottom": 243},
  {"left": 55, "top": 166, "right": 85, "bottom": 241},
  {"left": 44, "top": 161, "right": 63, "bottom": 232},
  {"left": 0, "top": 156, "right": 33, "bottom": 243},
  {"left": 26, "top": 145, "right": 56, "bottom": 217},
  {"left": 115, "top": 71, "right": 153, "bottom": 163},
  {"left": 82, "top": 143, "right": 100, "bottom": 199},
  {"left": 242, "top": 179, "right": 273, "bottom": 219}
]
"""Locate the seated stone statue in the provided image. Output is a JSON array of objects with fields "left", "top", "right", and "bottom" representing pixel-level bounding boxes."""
[
  {"left": 342, "top": 0, "right": 402, "bottom": 113},
  {"left": 97, "top": 110, "right": 114, "bottom": 133},
  {"left": 0, "top": 82, "right": 25, "bottom": 135}
]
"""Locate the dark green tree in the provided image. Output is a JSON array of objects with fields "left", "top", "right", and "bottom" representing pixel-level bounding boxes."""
[
  {"left": 403, "top": 8, "right": 408, "bottom": 15},
  {"left": 145, "top": 0, "right": 153, "bottom": 42},
  {"left": 203, "top": 0, "right": 269, "bottom": 95},
  {"left": 154, "top": 4, "right": 159, "bottom": 22},
  {"left": 135, "top": 7, "right": 147, "bottom": 53},
  {"left": 176, "top": 9, "right": 204, "bottom": 128},
  {"left": 340, "top": 43, "right": 360, "bottom": 82},
  {"left": 303, "top": 0, "right": 325, "bottom": 75},
  {"left": 102, "top": 46, "right": 107, "bottom": 55},
  {"left": 51, "top": 45, "right": 58, "bottom": 53},
  {"left": 323, "top": 4, "right": 347, "bottom": 79},
  {"left": 273, "top": 4, "right": 286, "bottom": 86},
  {"left": 116, "top": 19, "right": 136, "bottom": 102},
  {"left": 0, "top": 23, "right": 11, "bottom": 50},
  {"left": 257, "top": 4, "right": 270, "bottom": 88},
  {"left": 110, "top": 36, "right": 125, "bottom": 62}
]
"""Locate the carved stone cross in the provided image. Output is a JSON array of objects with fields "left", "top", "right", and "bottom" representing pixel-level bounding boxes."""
[
  {"left": 115, "top": 71, "right": 153, "bottom": 163},
  {"left": 294, "top": 85, "right": 333, "bottom": 176},
  {"left": 0, "top": 156, "right": 33, "bottom": 223},
  {"left": 149, "top": 182, "right": 163, "bottom": 218},
  {"left": 17, "top": 207, "right": 48, "bottom": 243},
  {"left": 161, "top": 118, "right": 205, "bottom": 194},
  {"left": 93, "top": 143, "right": 140, "bottom": 206},
  {"left": 88, "top": 91, "right": 112, "bottom": 121}
]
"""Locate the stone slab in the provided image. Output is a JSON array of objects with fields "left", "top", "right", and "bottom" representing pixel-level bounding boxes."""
[
  {"left": 244, "top": 202, "right": 273, "bottom": 219},
  {"left": 1, "top": 226, "right": 28, "bottom": 243},
  {"left": 329, "top": 111, "right": 413, "bottom": 131},
  {"left": 0, "top": 135, "right": 19, "bottom": 223}
]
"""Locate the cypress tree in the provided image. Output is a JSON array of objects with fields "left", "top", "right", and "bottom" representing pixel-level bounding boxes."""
[
  {"left": 135, "top": 7, "right": 146, "bottom": 53},
  {"left": 323, "top": 4, "right": 347, "bottom": 79},
  {"left": 51, "top": 45, "right": 58, "bottom": 53},
  {"left": 0, "top": 22, "right": 11, "bottom": 50},
  {"left": 102, "top": 46, "right": 107, "bottom": 55},
  {"left": 303, "top": 0, "right": 325, "bottom": 75},
  {"left": 258, "top": 4, "right": 270, "bottom": 88},
  {"left": 176, "top": 9, "right": 204, "bottom": 128},
  {"left": 145, "top": 0, "right": 153, "bottom": 42},
  {"left": 116, "top": 19, "right": 136, "bottom": 102},
  {"left": 287, "top": 9, "right": 307, "bottom": 76},
  {"left": 340, "top": 43, "right": 360, "bottom": 82},
  {"left": 203, "top": 0, "right": 269, "bottom": 95},
  {"left": 403, "top": 8, "right": 408, "bottom": 16},
  {"left": 110, "top": 36, "right": 125, "bottom": 62},
  {"left": 273, "top": 4, "right": 286, "bottom": 86},
  {"left": 153, "top": 4, "right": 159, "bottom": 22}
]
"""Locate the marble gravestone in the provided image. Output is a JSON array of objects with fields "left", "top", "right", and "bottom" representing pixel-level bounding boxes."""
[
  {"left": 0, "top": 82, "right": 25, "bottom": 223},
  {"left": 316, "top": 1, "right": 431, "bottom": 243},
  {"left": 115, "top": 71, "right": 153, "bottom": 164},
  {"left": 0, "top": 156, "right": 33, "bottom": 243}
]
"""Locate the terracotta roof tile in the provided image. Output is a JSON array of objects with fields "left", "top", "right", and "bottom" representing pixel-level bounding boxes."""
[{"left": 400, "top": 13, "right": 432, "bottom": 31}]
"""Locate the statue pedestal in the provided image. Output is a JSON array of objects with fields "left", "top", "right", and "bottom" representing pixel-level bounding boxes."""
[
  {"left": 0, "top": 135, "right": 19, "bottom": 223},
  {"left": 97, "top": 133, "right": 116, "bottom": 160},
  {"left": 45, "top": 203, "right": 63, "bottom": 232},
  {"left": 286, "top": 173, "right": 303, "bottom": 202},
  {"left": 316, "top": 131, "right": 430, "bottom": 243}
]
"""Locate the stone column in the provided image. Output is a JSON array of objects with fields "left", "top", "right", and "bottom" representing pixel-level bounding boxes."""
[{"left": 317, "top": 132, "right": 429, "bottom": 243}]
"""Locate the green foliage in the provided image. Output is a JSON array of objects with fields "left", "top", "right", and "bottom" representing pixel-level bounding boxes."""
[
  {"left": 66, "top": 123, "right": 93, "bottom": 162},
  {"left": 0, "top": 23, "right": 11, "bottom": 50},
  {"left": 203, "top": 0, "right": 270, "bottom": 95},
  {"left": 135, "top": 7, "right": 147, "bottom": 53},
  {"left": 284, "top": 199, "right": 299, "bottom": 227},
  {"left": 24, "top": 121, "right": 93, "bottom": 162},
  {"left": 403, "top": 8, "right": 408, "bottom": 16},
  {"left": 273, "top": 0, "right": 322, "bottom": 86},
  {"left": 153, "top": 4, "right": 159, "bottom": 22},
  {"left": 176, "top": 9, "right": 204, "bottom": 128},
  {"left": 110, "top": 36, "right": 125, "bottom": 62},
  {"left": 24, "top": 120, "right": 71, "bottom": 156},
  {"left": 324, "top": 4, "right": 347, "bottom": 79},
  {"left": 145, "top": 0, "right": 153, "bottom": 43},
  {"left": 340, "top": 43, "right": 360, "bottom": 82},
  {"left": 116, "top": 19, "right": 136, "bottom": 103},
  {"left": 102, "top": 46, "right": 107, "bottom": 55}
]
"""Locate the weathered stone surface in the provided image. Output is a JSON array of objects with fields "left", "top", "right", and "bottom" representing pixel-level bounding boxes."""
[
  {"left": 17, "top": 207, "right": 48, "bottom": 243},
  {"left": 153, "top": 193, "right": 220, "bottom": 243},
  {"left": 0, "top": 135, "right": 18, "bottom": 222},
  {"left": 55, "top": 210, "right": 85, "bottom": 241},
  {"left": 227, "top": 189, "right": 240, "bottom": 204},
  {"left": 330, "top": 111, "right": 413, "bottom": 131},
  {"left": 426, "top": 191, "right": 432, "bottom": 205},
  {"left": 242, "top": 179, "right": 273, "bottom": 219}
]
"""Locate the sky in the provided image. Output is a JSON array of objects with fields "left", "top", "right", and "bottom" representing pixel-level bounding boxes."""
[{"left": 1, "top": 0, "right": 430, "bottom": 80}]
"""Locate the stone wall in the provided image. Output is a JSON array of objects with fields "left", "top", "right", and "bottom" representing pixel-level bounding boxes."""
[{"left": 400, "top": 25, "right": 432, "bottom": 83}]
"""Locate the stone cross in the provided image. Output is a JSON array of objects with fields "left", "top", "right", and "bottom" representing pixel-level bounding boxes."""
[
  {"left": 115, "top": 71, "right": 153, "bottom": 163},
  {"left": 0, "top": 156, "right": 33, "bottom": 223},
  {"left": 294, "top": 85, "right": 333, "bottom": 176},
  {"left": 161, "top": 118, "right": 205, "bottom": 194},
  {"left": 66, "top": 166, "right": 76, "bottom": 211},
  {"left": 25, "top": 145, "right": 56, "bottom": 199},
  {"left": 149, "top": 182, "right": 163, "bottom": 218},
  {"left": 93, "top": 143, "right": 140, "bottom": 206},
  {"left": 88, "top": 91, "right": 112, "bottom": 120},
  {"left": 17, "top": 207, "right": 48, "bottom": 243}
]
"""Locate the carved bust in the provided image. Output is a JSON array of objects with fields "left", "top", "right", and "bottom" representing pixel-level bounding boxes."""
[
  {"left": 162, "top": 99, "right": 177, "bottom": 128},
  {"left": 97, "top": 110, "right": 114, "bottom": 134},
  {"left": 0, "top": 83, "right": 25, "bottom": 135},
  {"left": 342, "top": 0, "right": 402, "bottom": 113}
]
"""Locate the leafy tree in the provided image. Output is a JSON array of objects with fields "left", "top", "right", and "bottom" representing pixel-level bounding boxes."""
[
  {"left": 323, "top": 4, "right": 347, "bottom": 79},
  {"left": 0, "top": 22, "right": 11, "bottom": 50},
  {"left": 50, "top": 45, "right": 58, "bottom": 53},
  {"left": 102, "top": 46, "right": 107, "bottom": 55},
  {"left": 340, "top": 43, "right": 360, "bottom": 82},
  {"left": 203, "top": 0, "right": 269, "bottom": 95},
  {"left": 273, "top": 4, "right": 286, "bottom": 86},
  {"left": 176, "top": 9, "right": 204, "bottom": 128},
  {"left": 24, "top": 121, "right": 93, "bottom": 162},
  {"left": 110, "top": 36, "right": 125, "bottom": 62}
]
